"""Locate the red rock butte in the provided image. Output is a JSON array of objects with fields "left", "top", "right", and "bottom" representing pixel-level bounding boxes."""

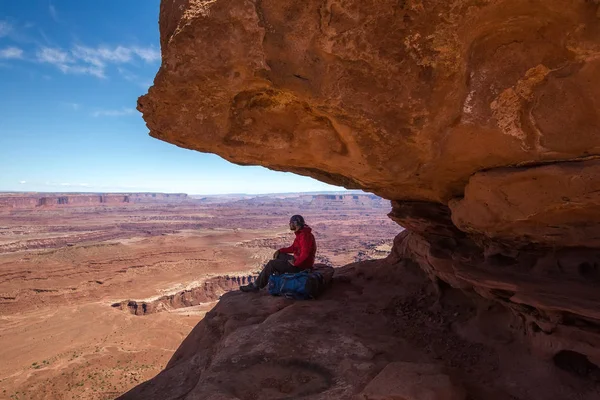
[{"left": 129, "top": 0, "right": 600, "bottom": 398}]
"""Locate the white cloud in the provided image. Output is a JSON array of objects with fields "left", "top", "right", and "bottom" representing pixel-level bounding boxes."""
[
  {"left": 0, "top": 47, "right": 23, "bottom": 59},
  {"left": 72, "top": 45, "right": 160, "bottom": 66},
  {"left": 42, "top": 182, "right": 91, "bottom": 187},
  {"left": 117, "top": 67, "right": 137, "bottom": 81},
  {"left": 49, "top": 4, "right": 59, "bottom": 22},
  {"left": 0, "top": 21, "right": 11, "bottom": 37},
  {"left": 72, "top": 45, "right": 132, "bottom": 67},
  {"left": 118, "top": 67, "right": 153, "bottom": 88},
  {"left": 59, "top": 183, "right": 90, "bottom": 187},
  {"left": 60, "top": 64, "right": 105, "bottom": 78},
  {"left": 92, "top": 108, "right": 135, "bottom": 117},
  {"left": 36, "top": 44, "right": 160, "bottom": 79},
  {"left": 131, "top": 47, "right": 160, "bottom": 63},
  {"left": 36, "top": 47, "right": 105, "bottom": 78},
  {"left": 61, "top": 102, "right": 80, "bottom": 110},
  {"left": 19, "top": 181, "right": 26, "bottom": 184},
  {"left": 37, "top": 47, "right": 70, "bottom": 64}
]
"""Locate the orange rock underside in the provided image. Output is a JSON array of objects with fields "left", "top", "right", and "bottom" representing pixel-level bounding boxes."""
[{"left": 140, "top": 0, "right": 600, "bottom": 206}]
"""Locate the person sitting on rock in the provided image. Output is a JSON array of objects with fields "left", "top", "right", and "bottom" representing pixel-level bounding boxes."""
[{"left": 240, "top": 214, "right": 317, "bottom": 292}]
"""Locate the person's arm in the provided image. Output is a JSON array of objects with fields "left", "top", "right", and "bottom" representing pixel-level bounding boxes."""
[
  {"left": 278, "top": 244, "right": 294, "bottom": 253},
  {"left": 279, "top": 236, "right": 298, "bottom": 254}
]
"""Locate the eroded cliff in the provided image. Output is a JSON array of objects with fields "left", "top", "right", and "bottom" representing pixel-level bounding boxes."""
[{"left": 131, "top": 0, "right": 600, "bottom": 398}]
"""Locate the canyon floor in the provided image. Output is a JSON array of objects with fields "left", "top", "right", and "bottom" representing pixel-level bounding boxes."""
[{"left": 0, "top": 195, "right": 399, "bottom": 400}]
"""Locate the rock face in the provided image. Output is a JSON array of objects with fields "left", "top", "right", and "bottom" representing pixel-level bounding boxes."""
[
  {"left": 134, "top": 0, "right": 600, "bottom": 397},
  {"left": 449, "top": 160, "right": 600, "bottom": 247},
  {"left": 139, "top": 0, "right": 600, "bottom": 202}
]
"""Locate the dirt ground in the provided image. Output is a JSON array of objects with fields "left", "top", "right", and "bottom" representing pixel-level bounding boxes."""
[{"left": 0, "top": 197, "right": 399, "bottom": 400}]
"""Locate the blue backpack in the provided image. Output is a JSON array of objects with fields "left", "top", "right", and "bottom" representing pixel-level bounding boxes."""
[{"left": 268, "top": 267, "right": 333, "bottom": 300}]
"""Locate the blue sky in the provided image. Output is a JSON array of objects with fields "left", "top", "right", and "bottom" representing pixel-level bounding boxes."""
[{"left": 0, "top": 0, "right": 344, "bottom": 194}]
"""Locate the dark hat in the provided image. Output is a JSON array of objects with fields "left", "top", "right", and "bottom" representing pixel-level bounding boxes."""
[{"left": 289, "top": 215, "right": 305, "bottom": 226}]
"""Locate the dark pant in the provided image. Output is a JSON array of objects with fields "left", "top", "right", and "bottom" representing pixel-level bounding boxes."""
[{"left": 255, "top": 253, "right": 302, "bottom": 288}]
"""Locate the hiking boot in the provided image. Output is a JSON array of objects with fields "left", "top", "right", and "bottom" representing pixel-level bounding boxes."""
[{"left": 240, "top": 283, "right": 259, "bottom": 293}]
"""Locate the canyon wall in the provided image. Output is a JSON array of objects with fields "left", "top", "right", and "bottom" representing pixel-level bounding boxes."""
[
  {"left": 137, "top": 0, "right": 600, "bottom": 378},
  {"left": 112, "top": 275, "right": 256, "bottom": 316}
]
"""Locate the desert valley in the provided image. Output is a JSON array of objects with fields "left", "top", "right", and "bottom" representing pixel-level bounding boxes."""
[
  {"left": 0, "top": 192, "right": 398, "bottom": 400},
  {"left": 4, "top": 0, "right": 600, "bottom": 399}
]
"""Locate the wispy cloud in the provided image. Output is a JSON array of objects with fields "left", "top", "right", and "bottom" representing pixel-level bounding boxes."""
[
  {"left": 0, "top": 21, "right": 11, "bottom": 37},
  {"left": 59, "top": 182, "right": 90, "bottom": 187},
  {"left": 131, "top": 47, "right": 160, "bottom": 63},
  {"left": 36, "top": 44, "right": 160, "bottom": 78},
  {"left": 37, "top": 47, "right": 69, "bottom": 64},
  {"left": 117, "top": 67, "right": 153, "bottom": 88},
  {"left": 49, "top": 4, "right": 59, "bottom": 22},
  {"left": 91, "top": 108, "right": 135, "bottom": 117},
  {"left": 19, "top": 181, "right": 27, "bottom": 184},
  {"left": 117, "top": 67, "right": 138, "bottom": 81},
  {"left": 0, "top": 47, "right": 24, "bottom": 59},
  {"left": 62, "top": 64, "right": 105, "bottom": 78},
  {"left": 42, "top": 181, "right": 91, "bottom": 188},
  {"left": 36, "top": 47, "right": 105, "bottom": 78},
  {"left": 61, "top": 102, "right": 80, "bottom": 110},
  {"left": 72, "top": 45, "right": 160, "bottom": 65}
]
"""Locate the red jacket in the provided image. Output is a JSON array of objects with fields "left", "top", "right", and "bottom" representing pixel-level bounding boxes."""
[{"left": 279, "top": 226, "right": 317, "bottom": 269}]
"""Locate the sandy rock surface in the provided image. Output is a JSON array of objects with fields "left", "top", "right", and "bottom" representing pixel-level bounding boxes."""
[{"left": 119, "top": 256, "right": 600, "bottom": 399}]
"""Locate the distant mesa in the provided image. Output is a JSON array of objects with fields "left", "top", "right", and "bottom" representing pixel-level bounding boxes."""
[
  {"left": 0, "top": 193, "right": 189, "bottom": 209},
  {"left": 310, "top": 194, "right": 385, "bottom": 207},
  {"left": 0, "top": 191, "right": 389, "bottom": 210}
]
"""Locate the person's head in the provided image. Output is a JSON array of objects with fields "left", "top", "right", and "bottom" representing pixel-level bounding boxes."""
[{"left": 289, "top": 215, "right": 305, "bottom": 232}]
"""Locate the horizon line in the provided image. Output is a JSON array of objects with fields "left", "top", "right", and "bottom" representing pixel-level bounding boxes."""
[{"left": 0, "top": 189, "right": 363, "bottom": 196}]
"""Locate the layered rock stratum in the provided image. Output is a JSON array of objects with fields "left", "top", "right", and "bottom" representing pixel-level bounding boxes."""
[{"left": 128, "top": 0, "right": 600, "bottom": 398}]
